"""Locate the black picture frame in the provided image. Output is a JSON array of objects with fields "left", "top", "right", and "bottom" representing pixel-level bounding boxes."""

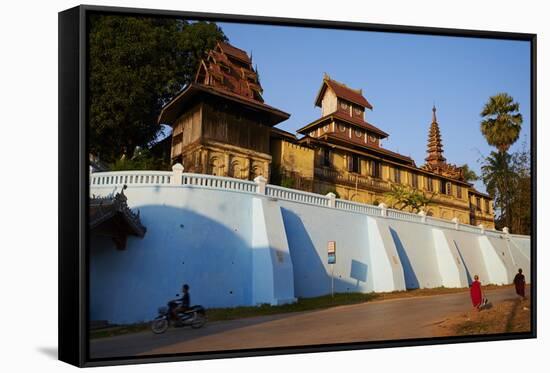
[{"left": 59, "top": 4, "right": 537, "bottom": 367}]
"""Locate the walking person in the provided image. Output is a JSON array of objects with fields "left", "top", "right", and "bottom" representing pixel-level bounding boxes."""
[
  {"left": 513, "top": 269, "right": 526, "bottom": 299},
  {"left": 470, "top": 275, "right": 484, "bottom": 311}
]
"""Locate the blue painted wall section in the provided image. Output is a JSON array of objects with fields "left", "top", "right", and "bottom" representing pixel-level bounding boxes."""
[{"left": 90, "top": 180, "right": 531, "bottom": 324}]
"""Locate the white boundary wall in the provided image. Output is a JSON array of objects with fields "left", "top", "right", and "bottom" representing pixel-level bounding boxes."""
[{"left": 89, "top": 168, "right": 531, "bottom": 324}]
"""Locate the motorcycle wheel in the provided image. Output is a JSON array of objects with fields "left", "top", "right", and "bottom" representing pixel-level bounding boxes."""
[
  {"left": 190, "top": 313, "right": 206, "bottom": 329},
  {"left": 151, "top": 318, "right": 169, "bottom": 334}
]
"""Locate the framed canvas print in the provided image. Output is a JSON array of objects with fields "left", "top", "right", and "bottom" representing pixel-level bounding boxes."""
[{"left": 58, "top": 4, "right": 536, "bottom": 367}]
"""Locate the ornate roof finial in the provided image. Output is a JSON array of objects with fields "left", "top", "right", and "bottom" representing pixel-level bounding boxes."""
[{"left": 425, "top": 105, "right": 446, "bottom": 166}]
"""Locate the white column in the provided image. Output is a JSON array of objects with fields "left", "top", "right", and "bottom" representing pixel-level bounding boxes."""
[
  {"left": 326, "top": 192, "right": 336, "bottom": 208},
  {"left": 418, "top": 210, "right": 427, "bottom": 223},
  {"left": 254, "top": 175, "right": 267, "bottom": 195},
  {"left": 171, "top": 163, "right": 184, "bottom": 185},
  {"left": 478, "top": 224, "right": 485, "bottom": 234},
  {"left": 503, "top": 227, "right": 510, "bottom": 235},
  {"left": 452, "top": 217, "right": 459, "bottom": 230},
  {"left": 379, "top": 202, "right": 388, "bottom": 217}
]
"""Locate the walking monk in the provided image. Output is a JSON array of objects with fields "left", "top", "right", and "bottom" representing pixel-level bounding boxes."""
[
  {"left": 470, "top": 275, "right": 483, "bottom": 311},
  {"left": 513, "top": 268, "right": 526, "bottom": 299}
]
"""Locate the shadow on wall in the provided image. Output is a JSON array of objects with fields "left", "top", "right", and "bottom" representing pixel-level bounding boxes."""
[
  {"left": 89, "top": 205, "right": 255, "bottom": 324},
  {"left": 454, "top": 240, "right": 473, "bottom": 286},
  {"left": 389, "top": 227, "right": 419, "bottom": 290},
  {"left": 281, "top": 207, "right": 369, "bottom": 297}
]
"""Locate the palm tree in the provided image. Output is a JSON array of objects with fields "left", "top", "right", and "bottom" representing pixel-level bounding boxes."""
[
  {"left": 481, "top": 151, "right": 515, "bottom": 228},
  {"left": 480, "top": 93, "right": 523, "bottom": 153},
  {"left": 460, "top": 164, "right": 479, "bottom": 183}
]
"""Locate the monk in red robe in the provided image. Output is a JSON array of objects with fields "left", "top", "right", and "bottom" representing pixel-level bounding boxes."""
[
  {"left": 470, "top": 275, "right": 483, "bottom": 311},
  {"left": 513, "top": 268, "right": 526, "bottom": 299}
]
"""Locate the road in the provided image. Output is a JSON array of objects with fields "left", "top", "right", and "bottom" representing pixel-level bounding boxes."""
[{"left": 90, "top": 287, "right": 528, "bottom": 358}]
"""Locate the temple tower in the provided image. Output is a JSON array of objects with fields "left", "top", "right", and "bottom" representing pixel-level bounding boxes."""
[{"left": 425, "top": 106, "right": 447, "bottom": 167}]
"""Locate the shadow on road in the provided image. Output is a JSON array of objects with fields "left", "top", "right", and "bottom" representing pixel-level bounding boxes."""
[{"left": 90, "top": 311, "right": 295, "bottom": 359}]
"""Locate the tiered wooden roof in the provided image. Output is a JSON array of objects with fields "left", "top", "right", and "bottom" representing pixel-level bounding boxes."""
[
  {"left": 299, "top": 75, "right": 387, "bottom": 138},
  {"left": 424, "top": 106, "right": 447, "bottom": 166},
  {"left": 421, "top": 106, "right": 464, "bottom": 180},
  {"left": 297, "top": 111, "right": 389, "bottom": 138},
  {"left": 89, "top": 189, "right": 146, "bottom": 250},
  {"left": 159, "top": 41, "right": 289, "bottom": 126},
  {"left": 195, "top": 41, "right": 263, "bottom": 102},
  {"left": 315, "top": 75, "right": 373, "bottom": 109}
]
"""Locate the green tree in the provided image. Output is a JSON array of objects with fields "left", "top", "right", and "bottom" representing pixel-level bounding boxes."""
[
  {"left": 460, "top": 164, "right": 479, "bottom": 183},
  {"left": 480, "top": 93, "right": 523, "bottom": 153},
  {"left": 509, "top": 146, "right": 531, "bottom": 234},
  {"left": 110, "top": 147, "right": 170, "bottom": 171},
  {"left": 481, "top": 151, "right": 515, "bottom": 229},
  {"left": 385, "top": 184, "right": 436, "bottom": 213},
  {"left": 89, "top": 15, "right": 226, "bottom": 162}
]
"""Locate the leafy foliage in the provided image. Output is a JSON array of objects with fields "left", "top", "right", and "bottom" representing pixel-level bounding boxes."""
[
  {"left": 110, "top": 147, "right": 170, "bottom": 171},
  {"left": 89, "top": 15, "right": 226, "bottom": 162},
  {"left": 480, "top": 146, "right": 531, "bottom": 234},
  {"left": 460, "top": 164, "right": 479, "bottom": 183},
  {"left": 480, "top": 93, "right": 523, "bottom": 152},
  {"left": 385, "top": 184, "right": 436, "bottom": 213}
]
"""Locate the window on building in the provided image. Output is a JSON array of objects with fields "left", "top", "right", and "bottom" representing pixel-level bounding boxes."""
[
  {"left": 394, "top": 168, "right": 401, "bottom": 183},
  {"left": 412, "top": 173, "right": 419, "bottom": 188},
  {"left": 485, "top": 199, "right": 490, "bottom": 213},
  {"left": 427, "top": 177, "right": 433, "bottom": 192},
  {"left": 440, "top": 179, "right": 446, "bottom": 194},
  {"left": 446, "top": 182, "right": 452, "bottom": 195},
  {"left": 457, "top": 186, "right": 462, "bottom": 199},
  {"left": 323, "top": 148, "right": 331, "bottom": 167},
  {"left": 348, "top": 154, "right": 360, "bottom": 173},
  {"left": 476, "top": 197, "right": 481, "bottom": 211},
  {"left": 371, "top": 160, "right": 381, "bottom": 178}
]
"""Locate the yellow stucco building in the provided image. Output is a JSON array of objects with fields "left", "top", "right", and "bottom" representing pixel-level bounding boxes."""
[{"left": 159, "top": 43, "right": 495, "bottom": 229}]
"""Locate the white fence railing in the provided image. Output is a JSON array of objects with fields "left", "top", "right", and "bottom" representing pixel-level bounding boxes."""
[
  {"left": 335, "top": 199, "right": 382, "bottom": 216},
  {"left": 182, "top": 173, "right": 258, "bottom": 193},
  {"left": 91, "top": 170, "right": 173, "bottom": 186},
  {"left": 90, "top": 166, "right": 515, "bottom": 236},
  {"left": 266, "top": 184, "right": 330, "bottom": 207}
]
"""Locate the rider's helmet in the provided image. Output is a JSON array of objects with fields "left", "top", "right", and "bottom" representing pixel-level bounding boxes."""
[{"left": 183, "top": 284, "right": 189, "bottom": 291}]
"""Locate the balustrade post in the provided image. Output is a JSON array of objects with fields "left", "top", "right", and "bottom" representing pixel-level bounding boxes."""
[
  {"left": 254, "top": 175, "right": 267, "bottom": 195},
  {"left": 326, "top": 192, "right": 336, "bottom": 208},
  {"left": 418, "top": 210, "right": 427, "bottom": 223},
  {"left": 503, "top": 227, "right": 510, "bottom": 235},
  {"left": 452, "top": 217, "right": 459, "bottom": 230},
  {"left": 478, "top": 224, "right": 485, "bottom": 234},
  {"left": 379, "top": 203, "right": 388, "bottom": 217},
  {"left": 171, "top": 163, "right": 184, "bottom": 185}
]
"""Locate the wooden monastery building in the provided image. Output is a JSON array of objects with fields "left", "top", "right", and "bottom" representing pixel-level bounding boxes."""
[{"left": 158, "top": 41, "right": 495, "bottom": 228}]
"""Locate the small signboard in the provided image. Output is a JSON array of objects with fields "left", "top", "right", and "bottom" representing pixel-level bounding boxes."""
[{"left": 327, "top": 241, "right": 336, "bottom": 264}]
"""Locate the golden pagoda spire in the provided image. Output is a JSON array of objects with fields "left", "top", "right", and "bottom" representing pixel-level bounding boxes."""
[{"left": 425, "top": 105, "right": 447, "bottom": 166}]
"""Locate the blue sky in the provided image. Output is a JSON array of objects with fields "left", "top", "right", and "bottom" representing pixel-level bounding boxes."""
[{"left": 214, "top": 22, "right": 531, "bottom": 192}]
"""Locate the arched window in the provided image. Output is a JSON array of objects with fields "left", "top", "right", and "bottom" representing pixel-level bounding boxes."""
[
  {"left": 208, "top": 157, "right": 224, "bottom": 176},
  {"left": 230, "top": 161, "right": 242, "bottom": 179},
  {"left": 251, "top": 165, "right": 263, "bottom": 180}
]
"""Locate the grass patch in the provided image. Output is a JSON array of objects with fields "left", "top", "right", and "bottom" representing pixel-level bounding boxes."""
[{"left": 206, "top": 292, "right": 377, "bottom": 322}]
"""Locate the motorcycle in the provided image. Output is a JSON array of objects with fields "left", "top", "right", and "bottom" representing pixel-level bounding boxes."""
[{"left": 151, "top": 296, "right": 207, "bottom": 334}]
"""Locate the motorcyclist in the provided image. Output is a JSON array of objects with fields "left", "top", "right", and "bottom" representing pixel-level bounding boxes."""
[{"left": 171, "top": 284, "right": 191, "bottom": 320}]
